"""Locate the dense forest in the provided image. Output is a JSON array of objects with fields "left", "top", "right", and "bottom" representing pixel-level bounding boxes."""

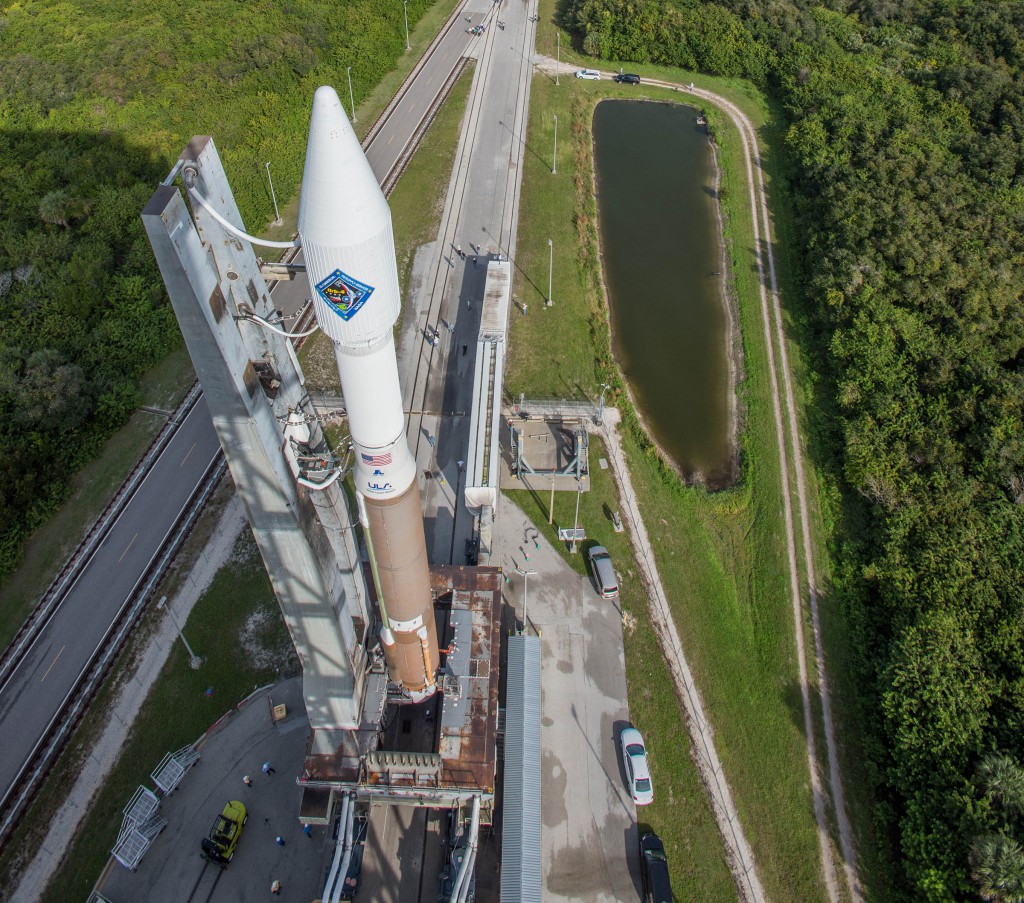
[
  {"left": 563, "top": 0, "right": 1024, "bottom": 899},
  {"left": 0, "top": 0, "right": 434, "bottom": 578}
]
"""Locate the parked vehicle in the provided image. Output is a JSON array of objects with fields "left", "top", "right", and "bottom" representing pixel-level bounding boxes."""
[
  {"left": 614, "top": 73, "right": 641, "bottom": 84},
  {"left": 576, "top": 69, "right": 601, "bottom": 80},
  {"left": 639, "top": 832, "right": 673, "bottom": 902},
  {"left": 200, "top": 800, "right": 247, "bottom": 864},
  {"left": 587, "top": 545, "right": 619, "bottom": 598},
  {"left": 619, "top": 727, "right": 654, "bottom": 805}
]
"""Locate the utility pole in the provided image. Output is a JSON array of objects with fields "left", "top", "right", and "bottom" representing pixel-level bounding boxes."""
[
  {"left": 403, "top": 0, "right": 410, "bottom": 50},
  {"left": 597, "top": 382, "right": 610, "bottom": 425},
  {"left": 346, "top": 66, "right": 357, "bottom": 123},
  {"left": 552, "top": 113, "right": 558, "bottom": 174},
  {"left": 570, "top": 483, "right": 583, "bottom": 553},
  {"left": 556, "top": 32, "right": 560, "bottom": 86},
  {"left": 157, "top": 595, "right": 202, "bottom": 669},
  {"left": 265, "top": 162, "right": 282, "bottom": 226},
  {"left": 516, "top": 567, "right": 538, "bottom": 634},
  {"left": 549, "top": 472, "right": 555, "bottom": 524},
  {"left": 547, "top": 238, "right": 553, "bottom": 305}
]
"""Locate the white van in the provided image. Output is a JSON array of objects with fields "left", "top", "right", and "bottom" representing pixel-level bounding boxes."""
[{"left": 575, "top": 69, "right": 601, "bottom": 80}]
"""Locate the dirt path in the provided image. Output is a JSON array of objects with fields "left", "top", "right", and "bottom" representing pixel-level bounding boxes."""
[
  {"left": 534, "top": 57, "right": 861, "bottom": 903},
  {"left": 681, "top": 80, "right": 862, "bottom": 903}
]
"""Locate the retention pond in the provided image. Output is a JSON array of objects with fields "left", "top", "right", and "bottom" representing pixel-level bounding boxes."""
[{"left": 593, "top": 100, "right": 734, "bottom": 487}]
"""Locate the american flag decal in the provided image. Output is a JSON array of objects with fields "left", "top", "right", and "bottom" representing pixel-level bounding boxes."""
[{"left": 361, "top": 452, "right": 393, "bottom": 467}]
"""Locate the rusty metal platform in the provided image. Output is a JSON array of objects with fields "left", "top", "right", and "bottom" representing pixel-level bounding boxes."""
[{"left": 300, "top": 565, "right": 502, "bottom": 802}]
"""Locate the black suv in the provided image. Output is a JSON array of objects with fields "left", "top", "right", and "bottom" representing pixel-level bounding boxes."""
[
  {"left": 640, "top": 833, "right": 672, "bottom": 903},
  {"left": 615, "top": 73, "right": 641, "bottom": 84}
]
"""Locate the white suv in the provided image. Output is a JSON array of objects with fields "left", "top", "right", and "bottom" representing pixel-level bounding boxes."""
[{"left": 575, "top": 69, "right": 601, "bottom": 80}]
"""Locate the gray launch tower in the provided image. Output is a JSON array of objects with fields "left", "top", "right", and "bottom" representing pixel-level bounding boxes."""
[{"left": 142, "top": 137, "right": 370, "bottom": 729}]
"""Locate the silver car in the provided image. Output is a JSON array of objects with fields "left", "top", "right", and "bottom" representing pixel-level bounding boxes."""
[
  {"left": 620, "top": 727, "right": 654, "bottom": 805},
  {"left": 587, "top": 545, "right": 619, "bottom": 598}
]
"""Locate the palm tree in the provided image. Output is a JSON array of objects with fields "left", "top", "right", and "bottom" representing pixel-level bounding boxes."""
[
  {"left": 971, "top": 833, "right": 1024, "bottom": 903},
  {"left": 978, "top": 755, "right": 1024, "bottom": 817}
]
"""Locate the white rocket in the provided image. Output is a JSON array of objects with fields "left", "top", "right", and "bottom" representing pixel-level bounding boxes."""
[{"left": 298, "top": 86, "right": 438, "bottom": 702}]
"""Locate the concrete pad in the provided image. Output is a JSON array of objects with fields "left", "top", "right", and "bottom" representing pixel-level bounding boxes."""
[
  {"left": 492, "top": 496, "right": 640, "bottom": 901},
  {"left": 98, "top": 677, "right": 335, "bottom": 903}
]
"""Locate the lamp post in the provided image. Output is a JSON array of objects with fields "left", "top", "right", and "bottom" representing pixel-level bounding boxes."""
[
  {"left": 516, "top": 567, "right": 538, "bottom": 634},
  {"left": 157, "top": 595, "right": 202, "bottom": 669},
  {"left": 346, "top": 66, "right": 357, "bottom": 123},
  {"left": 403, "top": 0, "right": 410, "bottom": 50},
  {"left": 556, "top": 32, "right": 560, "bottom": 86},
  {"left": 265, "top": 162, "right": 282, "bottom": 226},
  {"left": 547, "top": 238, "right": 553, "bottom": 306},
  {"left": 570, "top": 483, "right": 583, "bottom": 553},
  {"left": 597, "top": 382, "right": 610, "bottom": 425},
  {"left": 552, "top": 113, "right": 558, "bottom": 174}
]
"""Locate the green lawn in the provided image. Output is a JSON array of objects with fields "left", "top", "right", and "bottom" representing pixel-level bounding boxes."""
[{"left": 505, "top": 54, "right": 843, "bottom": 903}]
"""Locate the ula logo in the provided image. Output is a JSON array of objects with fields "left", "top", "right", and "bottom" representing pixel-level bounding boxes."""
[
  {"left": 315, "top": 269, "right": 374, "bottom": 322},
  {"left": 367, "top": 481, "right": 393, "bottom": 493}
]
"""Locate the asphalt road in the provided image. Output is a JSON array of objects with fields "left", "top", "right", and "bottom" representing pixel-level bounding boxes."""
[
  {"left": 0, "top": 6, "right": 478, "bottom": 815},
  {"left": 0, "top": 399, "right": 221, "bottom": 808}
]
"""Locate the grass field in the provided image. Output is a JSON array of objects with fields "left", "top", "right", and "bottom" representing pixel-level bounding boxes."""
[{"left": 505, "top": 44, "right": 845, "bottom": 903}]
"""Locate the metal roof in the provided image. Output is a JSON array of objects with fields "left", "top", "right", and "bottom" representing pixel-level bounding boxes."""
[{"left": 501, "top": 635, "right": 542, "bottom": 902}]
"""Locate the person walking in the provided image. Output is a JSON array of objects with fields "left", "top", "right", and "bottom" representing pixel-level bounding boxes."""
[
  {"left": 243, "top": 774, "right": 253, "bottom": 788},
  {"left": 271, "top": 879, "right": 282, "bottom": 895},
  {"left": 262, "top": 761, "right": 275, "bottom": 776},
  {"left": 304, "top": 823, "right": 314, "bottom": 839},
  {"left": 275, "top": 835, "right": 286, "bottom": 846}
]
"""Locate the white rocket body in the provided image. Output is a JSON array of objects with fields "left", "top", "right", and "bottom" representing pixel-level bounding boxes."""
[{"left": 298, "top": 86, "right": 438, "bottom": 701}]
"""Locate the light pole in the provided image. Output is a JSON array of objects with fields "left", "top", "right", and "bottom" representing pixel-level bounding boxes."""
[
  {"left": 552, "top": 113, "right": 558, "bottom": 174},
  {"left": 157, "top": 595, "right": 202, "bottom": 669},
  {"left": 516, "top": 567, "right": 538, "bottom": 634},
  {"left": 570, "top": 483, "right": 583, "bottom": 553},
  {"left": 556, "top": 32, "right": 560, "bottom": 86},
  {"left": 547, "top": 238, "right": 553, "bottom": 305},
  {"left": 403, "top": 0, "right": 410, "bottom": 50},
  {"left": 265, "top": 162, "right": 282, "bottom": 226},
  {"left": 346, "top": 66, "right": 357, "bottom": 123},
  {"left": 597, "top": 382, "right": 610, "bottom": 425}
]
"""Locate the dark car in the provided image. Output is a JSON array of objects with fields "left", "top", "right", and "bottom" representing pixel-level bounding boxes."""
[
  {"left": 640, "top": 833, "right": 673, "bottom": 903},
  {"left": 615, "top": 73, "right": 641, "bottom": 84}
]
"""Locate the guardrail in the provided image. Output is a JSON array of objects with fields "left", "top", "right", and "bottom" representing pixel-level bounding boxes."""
[
  {"left": 0, "top": 458, "right": 227, "bottom": 847},
  {"left": 0, "top": 382, "right": 203, "bottom": 691}
]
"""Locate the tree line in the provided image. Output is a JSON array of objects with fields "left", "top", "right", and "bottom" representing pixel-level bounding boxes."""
[
  {"left": 563, "top": 0, "right": 1024, "bottom": 899},
  {"left": 0, "top": 0, "right": 435, "bottom": 579}
]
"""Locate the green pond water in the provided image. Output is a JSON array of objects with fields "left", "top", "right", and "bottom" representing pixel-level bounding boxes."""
[{"left": 593, "top": 100, "right": 733, "bottom": 486}]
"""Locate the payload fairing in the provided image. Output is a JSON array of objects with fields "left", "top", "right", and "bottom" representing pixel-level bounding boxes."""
[{"left": 297, "top": 86, "right": 439, "bottom": 701}]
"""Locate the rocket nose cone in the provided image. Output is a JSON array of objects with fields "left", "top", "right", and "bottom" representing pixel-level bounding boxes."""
[{"left": 298, "top": 85, "right": 387, "bottom": 242}]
